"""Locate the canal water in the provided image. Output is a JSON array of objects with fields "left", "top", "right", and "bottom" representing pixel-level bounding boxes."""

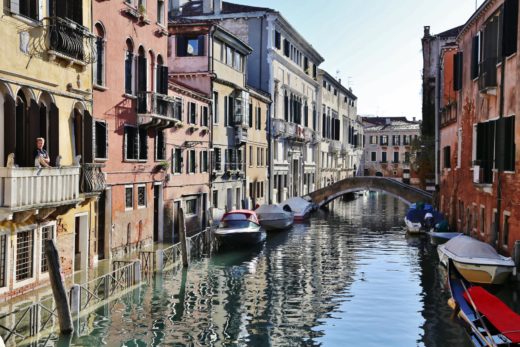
[{"left": 55, "top": 192, "right": 518, "bottom": 346}]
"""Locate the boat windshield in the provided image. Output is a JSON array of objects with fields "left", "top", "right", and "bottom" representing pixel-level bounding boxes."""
[{"left": 219, "top": 220, "right": 257, "bottom": 229}]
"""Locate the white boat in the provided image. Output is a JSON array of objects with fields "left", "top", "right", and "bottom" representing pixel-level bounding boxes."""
[
  {"left": 280, "top": 197, "right": 313, "bottom": 221},
  {"left": 213, "top": 210, "right": 266, "bottom": 246},
  {"left": 428, "top": 231, "right": 462, "bottom": 245},
  {"left": 404, "top": 217, "right": 423, "bottom": 233},
  {"left": 437, "top": 235, "right": 515, "bottom": 284},
  {"left": 255, "top": 204, "right": 294, "bottom": 231}
]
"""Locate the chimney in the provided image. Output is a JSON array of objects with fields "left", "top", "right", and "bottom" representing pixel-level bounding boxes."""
[
  {"left": 424, "top": 26, "right": 431, "bottom": 37},
  {"left": 214, "top": 0, "right": 222, "bottom": 14},
  {"left": 203, "top": 0, "right": 213, "bottom": 14}
]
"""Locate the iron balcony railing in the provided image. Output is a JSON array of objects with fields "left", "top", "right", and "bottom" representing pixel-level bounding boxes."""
[
  {"left": 224, "top": 162, "right": 245, "bottom": 172},
  {"left": 82, "top": 163, "right": 106, "bottom": 193},
  {"left": 47, "top": 16, "right": 95, "bottom": 63},
  {"left": 137, "top": 92, "right": 180, "bottom": 125},
  {"left": 235, "top": 127, "right": 248, "bottom": 145},
  {"left": 479, "top": 57, "right": 498, "bottom": 91}
]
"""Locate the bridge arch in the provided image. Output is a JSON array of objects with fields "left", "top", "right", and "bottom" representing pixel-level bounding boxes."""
[{"left": 306, "top": 176, "right": 432, "bottom": 207}]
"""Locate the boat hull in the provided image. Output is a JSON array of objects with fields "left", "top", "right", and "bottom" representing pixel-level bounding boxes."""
[
  {"left": 259, "top": 217, "right": 293, "bottom": 231},
  {"left": 214, "top": 230, "right": 266, "bottom": 246},
  {"left": 404, "top": 217, "right": 423, "bottom": 234},
  {"left": 438, "top": 245, "right": 514, "bottom": 285},
  {"left": 428, "top": 231, "right": 462, "bottom": 245}
]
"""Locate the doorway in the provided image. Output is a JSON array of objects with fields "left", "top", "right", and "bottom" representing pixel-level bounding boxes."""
[
  {"left": 74, "top": 213, "right": 89, "bottom": 272},
  {"left": 97, "top": 193, "right": 106, "bottom": 260},
  {"left": 292, "top": 159, "right": 299, "bottom": 197}
]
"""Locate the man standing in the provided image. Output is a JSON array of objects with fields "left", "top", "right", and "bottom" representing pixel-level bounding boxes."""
[{"left": 34, "top": 137, "right": 51, "bottom": 167}]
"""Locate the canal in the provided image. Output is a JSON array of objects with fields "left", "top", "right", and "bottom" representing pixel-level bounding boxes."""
[{"left": 58, "top": 192, "right": 514, "bottom": 346}]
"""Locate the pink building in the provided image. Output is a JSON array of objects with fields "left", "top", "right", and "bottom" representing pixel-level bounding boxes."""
[{"left": 93, "top": 0, "right": 173, "bottom": 257}]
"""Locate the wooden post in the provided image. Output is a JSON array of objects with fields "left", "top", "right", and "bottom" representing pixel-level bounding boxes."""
[
  {"left": 179, "top": 208, "right": 189, "bottom": 267},
  {"left": 45, "top": 239, "right": 74, "bottom": 335}
]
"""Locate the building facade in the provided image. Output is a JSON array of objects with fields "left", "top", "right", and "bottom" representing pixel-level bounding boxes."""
[
  {"left": 171, "top": 0, "right": 324, "bottom": 203},
  {"left": 93, "top": 0, "right": 171, "bottom": 257},
  {"left": 168, "top": 21, "right": 252, "bottom": 218},
  {"left": 438, "top": 0, "right": 519, "bottom": 255},
  {"left": 0, "top": 0, "right": 101, "bottom": 301},
  {"left": 317, "top": 69, "right": 362, "bottom": 187},
  {"left": 362, "top": 117, "right": 421, "bottom": 185}
]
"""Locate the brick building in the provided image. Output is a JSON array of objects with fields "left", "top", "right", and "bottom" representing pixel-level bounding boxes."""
[{"left": 438, "top": 0, "right": 519, "bottom": 256}]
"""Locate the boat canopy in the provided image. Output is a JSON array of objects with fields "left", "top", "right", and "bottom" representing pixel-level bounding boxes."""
[
  {"left": 445, "top": 235, "right": 505, "bottom": 260},
  {"left": 281, "top": 197, "right": 311, "bottom": 213},
  {"left": 222, "top": 210, "right": 259, "bottom": 223}
]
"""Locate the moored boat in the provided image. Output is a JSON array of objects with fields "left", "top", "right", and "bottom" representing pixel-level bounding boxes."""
[
  {"left": 404, "top": 203, "right": 442, "bottom": 234},
  {"left": 428, "top": 231, "right": 463, "bottom": 245},
  {"left": 214, "top": 210, "right": 266, "bottom": 247},
  {"left": 448, "top": 260, "right": 520, "bottom": 346},
  {"left": 255, "top": 204, "right": 294, "bottom": 231},
  {"left": 280, "top": 197, "right": 313, "bottom": 221},
  {"left": 438, "top": 235, "right": 515, "bottom": 285}
]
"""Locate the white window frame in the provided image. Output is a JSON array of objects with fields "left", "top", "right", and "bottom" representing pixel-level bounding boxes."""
[
  {"left": 137, "top": 184, "right": 147, "bottom": 208},
  {"left": 125, "top": 185, "right": 134, "bottom": 210},
  {"left": 38, "top": 221, "right": 57, "bottom": 280},
  {"left": 0, "top": 231, "right": 10, "bottom": 295},
  {"left": 185, "top": 198, "right": 198, "bottom": 216},
  {"left": 13, "top": 225, "right": 37, "bottom": 289}
]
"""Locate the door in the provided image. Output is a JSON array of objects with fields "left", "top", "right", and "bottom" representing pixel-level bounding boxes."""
[
  {"left": 292, "top": 159, "right": 299, "bottom": 197},
  {"left": 153, "top": 185, "right": 160, "bottom": 243},
  {"left": 74, "top": 214, "right": 89, "bottom": 272}
]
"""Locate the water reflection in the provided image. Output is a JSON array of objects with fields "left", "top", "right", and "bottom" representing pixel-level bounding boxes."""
[{"left": 44, "top": 192, "right": 509, "bottom": 346}]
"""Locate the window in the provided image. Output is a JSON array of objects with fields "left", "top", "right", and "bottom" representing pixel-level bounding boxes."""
[
  {"left": 9, "top": 0, "right": 38, "bottom": 20},
  {"left": 480, "top": 206, "right": 485, "bottom": 235},
  {"left": 453, "top": 52, "right": 463, "bottom": 91},
  {"left": 186, "top": 199, "right": 197, "bottom": 215},
  {"left": 503, "top": 213, "right": 510, "bottom": 246},
  {"left": 233, "top": 51, "right": 242, "bottom": 71},
  {"left": 139, "top": 128, "right": 147, "bottom": 160},
  {"left": 94, "top": 23, "right": 106, "bottom": 87},
  {"left": 95, "top": 121, "right": 108, "bottom": 159},
  {"left": 275, "top": 30, "right": 281, "bottom": 49},
  {"left": 40, "top": 225, "right": 55, "bottom": 273},
  {"left": 201, "top": 106, "right": 209, "bottom": 127},
  {"left": 283, "top": 39, "right": 290, "bottom": 57},
  {"left": 0, "top": 234, "right": 6, "bottom": 287},
  {"left": 404, "top": 152, "right": 410, "bottom": 163},
  {"left": 188, "top": 102, "right": 197, "bottom": 124},
  {"left": 157, "top": 0, "right": 165, "bottom": 25},
  {"left": 369, "top": 136, "right": 377, "bottom": 145},
  {"left": 257, "top": 147, "right": 260, "bottom": 166},
  {"left": 137, "top": 185, "right": 146, "bottom": 207},
  {"left": 155, "top": 130, "right": 165, "bottom": 160},
  {"left": 371, "top": 152, "right": 376, "bottom": 162},
  {"left": 503, "top": 116, "right": 515, "bottom": 171},
  {"left": 248, "top": 103, "right": 253, "bottom": 128},
  {"left": 173, "top": 148, "right": 182, "bottom": 173},
  {"left": 403, "top": 135, "right": 411, "bottom": 145},
  {"left": 471, "top": 34, "right": 481, "bottom": 79},
  {"left": 213, "top": 92, "right": 219, "bottom": 124},
  {"left": 212, "top": 190, "right": 218, "bottom": 209},
  {"left": 380, "top": 135, "right": 388, "bottom": 146},
  {"left": 176, "top": 35, "right": 205, "bottom": 57},
  {"left": 381, "top": 152, "right": 387, "bottom": 163},
  {"left": 393, "top": 152, "right": 399, "bottom": 163},
  {"left": 256, "top": 107, "right": 262, "bottom": 130},
  {"left": 503, "top": 0, "right": 518, "bottom": 57},
  {"left": 125, "top": 186, "right": 133, "bottom": 209},
  {"left": 443, "top": 146, "right": 451, "bottom": 169},
  {"left": 214, "top": 148, "right": 222, "bottom": 171},
  {"left": 125, "top": 39, "right": 134, "bottom": 95},
  {"left": 16, "top": 229, "right": 34, "bottom": 281},
  {"left": 124, "top": 126, "right": 138, "bottom": 160},
  {"left": 392, "top": 135, "right": 400, "bottom": 146},
  {"left": 187, "top": 150, "right": 196, "bottom": 173},
  {"left": 200, "top": 151, "right": 208, "bottom": 172},
  {"left": 226, "top": 46, "right": 233, "bottom": 66},
  {"left": 249, "top": 146, "right": 253, "bottom": 166}
]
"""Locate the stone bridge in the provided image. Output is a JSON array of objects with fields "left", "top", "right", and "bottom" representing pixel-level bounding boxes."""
[{"left": 305, "top": 176, "right": 432, "bottom": 207}]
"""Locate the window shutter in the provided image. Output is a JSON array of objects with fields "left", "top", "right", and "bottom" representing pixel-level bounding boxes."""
[
  {"left": 83, "top": 110, "right": 93, "bottom": 163},
  {"left": 503, "top": 0, "right": 519, "bottom": 57},
  {"left": 4, "top": 94, "right": 16, "bottom": 165},
  {"left": 139, "top": 127, "right": 147, "bottom": 160},
  {"left": 137, "top": 54, "right": 147, "bottom": 95},
  {"left": 284, "top": 93, "right": 288, "bottom": 121},
  {"left": 471, "top": 36, "right": 479, "bottom": 79},
  {"left": 275, "top": 31, "right": 281, "bottom": 49},
  {"left": 176, "top": 36, "right": 187, "bottom": 56},
  {"left": 198, "top": 35, "right": 205, "bottom": 56},
  {"left": 283, "top": 39, "right": 290, "bottom": 57},
  {"left": 161, "top": 66, "right": 169, "bottom": 94},
  {"left": 125, "top": 52, "right": 133, "bottom": 94},
  {"left": 224, "top": 96, "right": 228, "bottom": 126},
  {"left": 228, "top": 96, "right": 234, "bottom": 126},
  {"left": 504, "top": 116, "right": 516, "bottom": 171},
  {"left": 453, "top": 52, "right": 463, "bottom": 91}
]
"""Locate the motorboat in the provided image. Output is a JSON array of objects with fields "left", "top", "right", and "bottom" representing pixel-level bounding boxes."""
[
  {"left": 255, "top": 204, "right": 294, "bottom": 231},
  {"left": 213, "top": 210, "right": 266, "bottom": 246},
  {"left": 438, "top": 235, "right": 515, "bottom": 284},
  {"left": 428, "top": 231, "right": 463, "bottom": 245},
  {"left": 404, "top": 203, "right": 443, "bottom": 234},
  {"left": 280, "top": 197, "right": 313, "bottom": 221},
  {"left": 447, "top": 260, "right": 520, "bottom": 346}
]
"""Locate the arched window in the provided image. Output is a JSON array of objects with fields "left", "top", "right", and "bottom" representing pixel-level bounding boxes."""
[
  {"left": 156, "top": 55, "right": 168, "bottom": 95},
  {"left": 125, "top": 39, "right": 134, "bottom": 95},
  {"left": 137, "top": 46, "right": 147, "bottom": 113},
  {"left": 94, "top": 23, "right": 106, "bottom": 87}
]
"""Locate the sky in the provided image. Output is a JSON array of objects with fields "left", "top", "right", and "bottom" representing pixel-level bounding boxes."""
[{"left": 231, "top": 0, "right": 485, "bottom": 119}]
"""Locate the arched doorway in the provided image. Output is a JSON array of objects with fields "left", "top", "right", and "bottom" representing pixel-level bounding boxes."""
[{"left": 375, "top": 172, "right": 383, "bottom": 177}]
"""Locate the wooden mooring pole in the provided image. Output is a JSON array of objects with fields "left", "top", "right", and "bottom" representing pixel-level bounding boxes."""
[
  {"left": 179, "top": 208, "right": 189, "bottom": 267},
  {"left": 45, "top": 239, "right": 74, "bottom": 335}
]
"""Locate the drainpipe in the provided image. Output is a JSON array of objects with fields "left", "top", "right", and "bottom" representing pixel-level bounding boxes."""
[
  {"left": 434, "top": 37, "right": 441, "bottom": 194},
  {"left": 494, "top": 52, "right": 506, "bottom": 249},
  {"left": 266, "top": 15, "right": 275, "bottom": 204}
]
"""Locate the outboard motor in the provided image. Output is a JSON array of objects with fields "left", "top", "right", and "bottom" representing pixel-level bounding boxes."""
[{"left": 422, "top": 212, "right": 434, "bottom": 230}]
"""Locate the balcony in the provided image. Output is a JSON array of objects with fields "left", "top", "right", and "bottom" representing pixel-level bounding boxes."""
[
  {"left": 224, "top": 162, "right": 245, "bottom": 175},
  {"left": 137, "top": 92, "right": 180, "bottom": 128},
  {"left": 272, "top": 119, "right": 286, "bottom": 137},
  {"left": 0, "top": 166, "right": 81, "bottom": 215},
  {"left": 82, "top": 163, "right": 106, "bottom": 194},
  {"left": 479, "top": 58, "right": 498, "bottom": 94},
  {"left": 46, "top": 16, "right": 95, "bottom": 65},
  {"left": 235, "top": 127, "right": 248, "bottom": 145},
  {"left": 341, "top": 143, "right": 349, "bottom": 155},
  {"left": 329, "top": 140, "right": 341, "bottom": 153},
  {"left": 303, "top": 128, "right": 314, "bottom": 143}
]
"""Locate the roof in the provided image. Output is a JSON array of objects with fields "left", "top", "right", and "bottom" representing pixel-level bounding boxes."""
[
  {"left": 319, "top": 69, "right": 357, "bottom": 100},
  {"left": 362, "top": 116, "right": 414, "bottom": 125},
  {"left": 436, "top": 25, "right": 463, "bottom": 39},
  {"left": 362, "top": 117, "right": 420, "bottom": 131},
  {"left": 178, "top": 1, "right": 274, "bottom": 16}
]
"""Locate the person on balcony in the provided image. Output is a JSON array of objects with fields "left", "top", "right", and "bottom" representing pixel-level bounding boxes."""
[{"left": 34, "top": 137, "right": 51, "bottom": 167}]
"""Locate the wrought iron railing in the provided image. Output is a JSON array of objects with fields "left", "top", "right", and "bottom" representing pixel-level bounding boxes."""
[
  {"left": 137, "top": 92, "right": 179, "bottom": 120},
  {"left": 82, "top": 163, "right": 106, "bottom": 193},
  {"left": 47, "top": 16, "right": 95, "bottom": 63},
  {"left": 0, "top": 295, "right": 58, "bottom": 345},
  {"left": 479, "top": 57, "right": 498, "bottom": 91}
]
